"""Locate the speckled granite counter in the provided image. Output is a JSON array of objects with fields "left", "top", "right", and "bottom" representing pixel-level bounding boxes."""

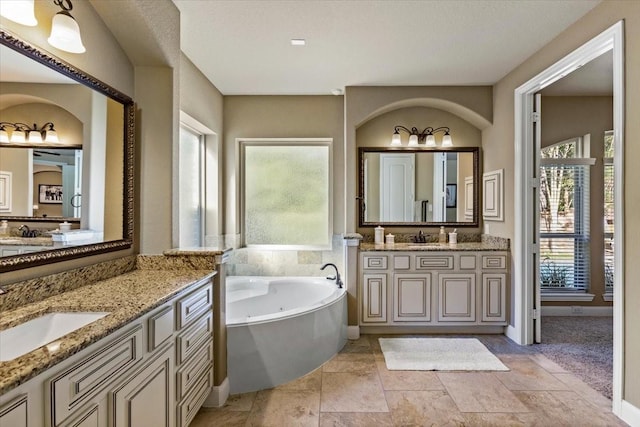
[
  {"left": 360, "top": 241, "right": 509, "bottom": 251},
  {"left": 0, "top": 236, "right": 53, "bottom": 246},
  {"left": 0, "top": 267, "right": 216, "bottom": 394}
]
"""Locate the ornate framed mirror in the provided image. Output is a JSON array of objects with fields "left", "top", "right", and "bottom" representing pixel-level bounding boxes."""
[
  {"left": 0, "top": 29, "right": 134, "bottom": 272},
  {"left": 358, "top": 147, "right": 480, "bottom": 227}
]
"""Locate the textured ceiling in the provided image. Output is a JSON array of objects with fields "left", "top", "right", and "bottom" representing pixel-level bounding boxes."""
[{"left": 173, "top": 0, "right": 600, "bottom": 95}]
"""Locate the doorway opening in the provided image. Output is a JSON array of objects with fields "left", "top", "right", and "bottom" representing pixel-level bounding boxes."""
[{"left": 512, "top": 21, "right": 624, "bottom": 412}]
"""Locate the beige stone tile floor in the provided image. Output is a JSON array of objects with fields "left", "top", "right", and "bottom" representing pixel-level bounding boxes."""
[{"left": 191, "top": 334, "right": 627, "bottom": 427}]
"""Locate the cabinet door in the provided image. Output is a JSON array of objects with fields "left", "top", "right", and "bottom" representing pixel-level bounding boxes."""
[
  {"left": 110, "top": 344, "right": 174, "bottom": 427},
  {"left": 482, "top": 274, "right": 506, "bottom": 322},
  {"left": 361, "top": 274, "right": 387, "bottom": 323},
  {"left": 438, "top": 274, "right": 476, "bottom": 322},
  {"left": 0, "top": 395, "right": 28, "bottom": 427},
  {"left": 393, "top": 274, "right": 431, "bottom": 322}
]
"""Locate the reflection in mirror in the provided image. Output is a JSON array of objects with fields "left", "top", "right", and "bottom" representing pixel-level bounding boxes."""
[
  {"left": 0, "top": 30, "right": 134, "bottom": 271},
  {"left": 359, "top": 148, "right": 479, "bottom": 227}
]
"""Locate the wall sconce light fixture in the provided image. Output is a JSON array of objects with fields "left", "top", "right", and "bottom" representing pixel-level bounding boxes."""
[
  {"left": 0, "top": 122, "right": 59, "bottom": 144},
  {"left": 48, "top": 0, "right": 85, "bottom": 54},
  {"left": 0, "top": 0, "right": 85, "bottom": 54},
  {"left": 391, "top": 126, "right": 453, "bottom": 147},
  {"left": 0, "top": 0, "right": 38, "bottom": 26}
]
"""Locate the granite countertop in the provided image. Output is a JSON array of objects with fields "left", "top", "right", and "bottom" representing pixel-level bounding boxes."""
[
  {"left": 0, "top": 236, "right": 54, "bottom": 246},
  {"left": 0, "top": 268, "right": 215, "bottom": 394},
  {"left": 359, "top": 242, "right": 509, "bottom": 251}
]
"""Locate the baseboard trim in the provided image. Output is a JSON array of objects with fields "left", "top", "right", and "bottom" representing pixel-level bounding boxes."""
[
  {"left": 541, "top": 306, "right": 613, "bottom": 316},
  {"left": 347, "top": 325, "right": 360, "bottom": 340},
  {"left": 359, "top": 325, "right": 506, "bottom": 335},
  {"left": 618, "top": 399, "right": 640, "bottom": 426},
  {"left": 202, "top": 377, "right": 229, "bottom": 408}
]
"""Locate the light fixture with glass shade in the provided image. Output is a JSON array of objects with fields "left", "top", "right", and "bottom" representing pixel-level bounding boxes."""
[
  {"left": 0, "top": 122, "right": 60, "bottom": 144},
  {"left": 0, "top": 0, "right": 38, "bottom": 26},
  {"left": 47, "top": 0, "right": 85, "bottom": 54},
  {"left": 390, "top": 126, "right": 453, "bottom": 147}
]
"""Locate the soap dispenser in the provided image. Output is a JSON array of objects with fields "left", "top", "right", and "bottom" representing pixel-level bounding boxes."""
[
  {"left": 0, "top": 220, "right": 7, "bottom": 236},
  {"left": 438, "top": 226, "right": 447, "bottom": 243}
]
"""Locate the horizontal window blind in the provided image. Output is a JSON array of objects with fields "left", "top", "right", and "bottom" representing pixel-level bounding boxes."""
[{"left": 539, "top": 164, "right": 590, "bottom": 291}]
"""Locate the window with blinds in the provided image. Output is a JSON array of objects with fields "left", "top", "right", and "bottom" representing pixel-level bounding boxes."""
[
  {"left": 539, "top": 139, "right": 591, "bottom": 292},
  {"left": 604, "top": 131, "right": 614, "bottom": 292}
]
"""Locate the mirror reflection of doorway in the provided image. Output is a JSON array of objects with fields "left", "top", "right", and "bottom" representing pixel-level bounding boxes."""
[{"left": 379, "top": 153, "right": 415, "bottom": 222}]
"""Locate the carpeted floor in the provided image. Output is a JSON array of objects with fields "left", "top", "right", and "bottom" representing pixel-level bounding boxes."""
[{"left": 536, "top": 316, "right": 613, "bottom": 399}]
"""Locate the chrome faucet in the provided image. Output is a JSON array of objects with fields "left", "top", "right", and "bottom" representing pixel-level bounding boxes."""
[
  {"left": 18, "top": 224, "right": 29, "bottom": 237},
  {"left": 320, "top": 263, "right": 343, "bottom": 288},
  {"left": 414, "top": 230, "right": 427, "bottom": 243}
]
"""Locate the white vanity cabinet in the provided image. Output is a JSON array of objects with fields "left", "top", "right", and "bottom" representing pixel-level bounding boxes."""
[
  {"left": 0, "top": 276, "right": 214, "bottom": 427},
  {"left": 359, "top": 251, "right": 509, "bottom": 329}
]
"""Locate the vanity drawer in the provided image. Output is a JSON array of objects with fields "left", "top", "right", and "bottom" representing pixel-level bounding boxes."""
[
  {"left": 177, "top": 367, "right": 213, "bottom": 427},
  {"left": 148, "top": 306, "right": 175, "bottom": 351},
  {"left": 482, "top": 254, "right": 507, "bottom": 269},
  {"left": 415, "top": 255, "right": 454, "bottom": 270},
  {"left": 48, "top": 325, "right": 143, "bottom": 426},
  {"left": 176, "top": 281, "right": 212, "bottom": 329},
  {"left": 176, "top": 311, "right": 212, "bottom": 365},
  {"left": 176, "top": 339, "right": 213, "bottom": 400},
  {"left": 363, "top": 255, "right": 388, "bottom": 270}
]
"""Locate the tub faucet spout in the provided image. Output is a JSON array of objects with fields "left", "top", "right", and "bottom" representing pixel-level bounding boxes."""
[{"left": 320, "top": 263, "right": 343, "bottom": 288}]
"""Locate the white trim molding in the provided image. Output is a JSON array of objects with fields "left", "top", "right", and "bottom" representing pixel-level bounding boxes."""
[
  {"left": 202, "top": 377, "right": 229, "bottom": 408},
  {"left": 541, "top": 306, "right": 612, "bottom": 316},
  {"left": 620, "top": 400, "right": 640, "bottom": 427},
  {"left": 603, "top": 292, "right": 614, "bottom": 302},
  {"left": 0, "top": 171, "right": 12, "bottom": 212},
  {"left": 347, "top": 325, "right": 360, "bottom": 340},
  {"left": 482, "top": 169, "right": 503, "bottom": 221},
  {"left": 541, "top": 292, "right": 595, "bottom": 302}
]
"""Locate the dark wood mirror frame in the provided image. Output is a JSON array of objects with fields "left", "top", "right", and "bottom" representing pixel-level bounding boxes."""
[
  {"left": 358, "top": 146, "right": 480, "bottom": 228},
  {"left": 0, "top": 29, "right": 134, "bottom": 273}
]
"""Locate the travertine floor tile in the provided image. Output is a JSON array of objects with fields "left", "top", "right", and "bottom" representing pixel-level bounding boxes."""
[
  {"left": 246, "top": 389, "right": 320, "bottom": 427},
  {"left": 322, "top": 353, "right": 376, "bottom": 374},
  {"left": 319, "top": 411, "right": 394, "bottom": 426},
  {"left": 189, "top": 409, "right": 250, "bottom": 427},
  {"left": 514, "top": 390, "right": 628, "bottom": 426},
  {"left": 438, "top": 372, "right": 530, "bottom": 413},
  {"left": 461, "top": 412, "right": 541, "bottom": 426},
  {"left": 375, "top": 360, "right": 445, "bottom": 391},
  {"left": 528, "top": 353, "right": 568, "bottom": 373},
  {"left": 321, "top": 371, "right": 389, "bottom": 412},
  {"left": 494, "top": 359, "right": 570, "bottom": 390},
  {"left": 385, "top": 390, "right": 466, "bottom": 426},
  {"left": 553, "top": 372, "right": 613, "bottom": 412},
  {"left": 216, "top": 391, "right": 257, "bottom": 411},
  {"left": 275, "top": 366, "right": 322, "bottom": 391}
]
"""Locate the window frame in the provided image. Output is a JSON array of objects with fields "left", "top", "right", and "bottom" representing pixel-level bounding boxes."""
[{"left": 238, "top": 138, "right": 333, "bottom": 250}]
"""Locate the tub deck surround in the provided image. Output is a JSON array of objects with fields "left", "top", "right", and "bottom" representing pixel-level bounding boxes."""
[{"left": 0, "top": 264, "right": 216, "bottom": 395}]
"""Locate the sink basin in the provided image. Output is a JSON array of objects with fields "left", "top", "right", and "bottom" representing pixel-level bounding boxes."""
[
  {"left": 0, "top": 312, "right": 109, "bottom": 361},
  {"left": 407, "top": 243, "right": 445, "bottom": 249}
]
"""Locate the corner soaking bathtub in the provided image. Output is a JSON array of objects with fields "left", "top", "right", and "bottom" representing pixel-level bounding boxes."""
[{"left": 226, "top": 276, "right": 347, "bottom": 394}]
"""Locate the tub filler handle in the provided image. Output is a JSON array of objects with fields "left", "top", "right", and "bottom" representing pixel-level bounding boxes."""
[{"left": 320, "top": 263, "right": 343, "bottom": 288}]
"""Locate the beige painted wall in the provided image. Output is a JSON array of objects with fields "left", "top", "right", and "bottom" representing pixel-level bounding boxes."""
[
  {"left": 223, "top": 95, "right": 345, "bottom": 236},
  {"left": 179, "top": 54, "right": 224, "bottom": 241},
  {"left": 541, "top": 96, "right": 613, "bottom": 307},
  {"left": 355, "top": 106, "right": 482, "bottom": 234},
  {"left": 104, "top": 98, "right": 124, "bottom": 241},
  {"left": 0, "top": 148, "right": 29, "bottom": 216},
  {"left": 483, "top": 0, "right": 640, "bottom": 407},
  {"left": 345, "top": 86, "right": 492, "bottom": 233}
]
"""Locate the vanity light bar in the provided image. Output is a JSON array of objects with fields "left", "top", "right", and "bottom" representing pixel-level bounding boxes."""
[
  {"left": 391, "top": 126, "right": 453, "bottom": 147},
  {"left": 0, "top": 122, "right": 60, "bottom": 144}
]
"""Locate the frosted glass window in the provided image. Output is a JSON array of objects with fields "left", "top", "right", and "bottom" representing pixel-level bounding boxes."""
[
  {"left": 243, "top": 143, "right": 330, "bottom": 247},
  {"left": 178, "top": 125, "right": 203, "bottom": 247}
]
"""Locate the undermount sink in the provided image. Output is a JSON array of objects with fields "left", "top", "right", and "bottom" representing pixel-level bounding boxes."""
[
  {"left": 407, "top": 243, "right": 446, "bottom": 248},
  {"left": 0, "top": 312, "right": 109, "bottom": 361}
]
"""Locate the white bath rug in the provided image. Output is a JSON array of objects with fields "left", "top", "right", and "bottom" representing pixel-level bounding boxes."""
[{"left": 378, "top": 338, "right": 509, "bottom": 371}]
